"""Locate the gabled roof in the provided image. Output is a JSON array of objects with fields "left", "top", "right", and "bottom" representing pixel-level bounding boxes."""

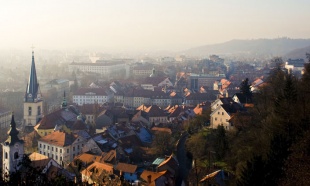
[
  {"left": 37, "top": 107, "right": 78, "bottom": 130},
  {"left": 140, "top": 170, "right": 167, "bottom": 186},
  {"left": 145, "top": 105, "right": 166, "bottom": 117},
  {"left": 80, "top": 161, "right": 114, "bottom": 176},
  {"left": 141, "top": 77, "right": 170, "bottom": 86},
  {"left": 158, "top": 154, "right": 179, "bottom": 171},
  {"left": 219, "top": 97, "right": 234, "bottom": 105},
  {"left": 29, "top": 152, "right": 51, "bottom": 169},
  {"left": 115, "top": 162, "right": 137, "bottom": 173},
  {"left": 73, "top": 88, "right": 109, "bottom": 96},
  {"left": 38, "top": 131, "right": 76, "bottom": 147}
]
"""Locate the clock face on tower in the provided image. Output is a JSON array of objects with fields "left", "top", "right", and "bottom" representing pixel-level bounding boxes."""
[{"left": 28, "top": 94, "right": 32, "bottom": 97}]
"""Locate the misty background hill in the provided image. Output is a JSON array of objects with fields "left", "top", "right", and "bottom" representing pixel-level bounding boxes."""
[
  {"left": 184, "top": 38, "right": 310, "bottom": 57},
  {"left": 285, "top": 45, "right": 310, "bottom": 60}
]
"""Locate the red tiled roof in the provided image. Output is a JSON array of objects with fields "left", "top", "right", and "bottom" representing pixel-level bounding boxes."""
[
  {"left": 151, "top": 127, "right": 172, "bottom": 134},
  {"left": 140, "top": 170, "right": 167, "bottom": 186},
  {"left": 38, "top": 131, "right": 76, "bottom": 147},
  {"left": 115, "top": 162, "right": 137, "bottom": 173}
]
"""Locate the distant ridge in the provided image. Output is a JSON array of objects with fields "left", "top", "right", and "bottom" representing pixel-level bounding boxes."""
[
  {"left": 285, "top": 45, "right": 310, "bottom": 60},
  {"left": 184, "top": 38, "right": 310, "bottom": 57}
]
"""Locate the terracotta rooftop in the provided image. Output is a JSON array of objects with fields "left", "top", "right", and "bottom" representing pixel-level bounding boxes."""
[
  {"left": 80, "top": 161, "right": 114, "bottom": 177},
  {"left": 38, "top": 131, "right": 76, "bottom": 147},
  {"left": 29, "top": 152, "right": 51, "bottom": 169},
  {"left": 151, "top": 127, "right": 172, "bottom": 134},
  {"left": 140, "top": 170, "right": 167, "bottom": 186},
  {"left": 115, "top": 162, "right": 137, "bottom": 173}
]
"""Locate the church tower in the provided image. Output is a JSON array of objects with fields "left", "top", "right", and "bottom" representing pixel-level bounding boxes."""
[
  {"left": 23, "top": 50, "right": 44, "bottom": 127},
  {"left": 2, "top": 114, "right": 24, "bottom": 179}
]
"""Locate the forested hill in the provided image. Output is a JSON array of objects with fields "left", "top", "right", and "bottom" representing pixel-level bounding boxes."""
[{"left": 184, "top": 38, "right": 310, "bottom": 57}]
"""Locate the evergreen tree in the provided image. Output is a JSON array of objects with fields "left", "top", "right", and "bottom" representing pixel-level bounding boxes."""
[{"left": 240, "top": 78, "right": 252, "bottom": 99}]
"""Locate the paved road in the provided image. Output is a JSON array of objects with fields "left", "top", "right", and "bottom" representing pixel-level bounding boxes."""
[{"left": 175, "top": 131, "right": 190, "bottom": 186}]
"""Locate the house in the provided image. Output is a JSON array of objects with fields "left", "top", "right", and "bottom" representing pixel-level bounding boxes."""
[
  {"left": 140, "top": 77, "right": 173, "bottom": 91},
  {"left": 80, "top": 161, "right": 114, "bottom": 185},
  {"left": 144, "top": 105, "right": 168, "bottom": 125},
  {"left": 210, "top": 102, "right": 243, "bottom": 130},
  {"left": 115, "top": 162, "right": 138, "bottom": 183},
  {"left": 140, "top": 170, "right": 174, "bottom": 186},
  {"left": 34, "top": 105, "right": 80, "bottom": 137},
  {"left": 37, "top": 131, "right": 88, "bottom": 166},
  {"left": 210, "top": 97, "right": 234, "bottom": 112},
  {"left": 73, "top": 88, "right": 113, "bottom": 106},
  {"left": 29, "top": 152, "right": 74, "bottom": 181},
  {"left": 157, "top": 154, "right": 179, "bottom": 176}
]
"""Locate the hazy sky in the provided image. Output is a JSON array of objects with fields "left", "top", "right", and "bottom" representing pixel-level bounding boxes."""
[{"left": 1, "top": 0, "right": 310, "bottom": 51}]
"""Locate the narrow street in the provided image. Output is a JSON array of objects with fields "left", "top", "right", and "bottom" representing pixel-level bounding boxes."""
[{"left": 175, "top": 131, "right": 190, "bottom": 186}]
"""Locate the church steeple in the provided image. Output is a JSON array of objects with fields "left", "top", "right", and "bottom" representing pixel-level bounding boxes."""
[
  {"left": 61, "top": 91, "right": 67, "bottom": 109},
  {"left": 6, "top": 113, "right": 23, "bottom": 146},
  {"left": 25, "top": 50, "right": 40, "bottom": 102}
]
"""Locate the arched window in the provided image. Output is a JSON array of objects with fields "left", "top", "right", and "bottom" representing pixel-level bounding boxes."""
[
  {"left": 14, "top": 152, "right": 19, "bottom": 159},
  {"left": 5, "top": 152, "right": 8, "bottom": 159}
]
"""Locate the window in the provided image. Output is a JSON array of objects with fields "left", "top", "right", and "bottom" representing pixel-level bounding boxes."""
[
  {"left": 218, "top": 112, "right": 220, "bottom": 115},
  {"left": 43, "top": 152, "right": 46, "bottom": 155},
  {"left": 215, "top": 117, "right": 217, "bottom": 121},
  {"left": 39, "top": 143, "right": 42, "bottom": 148},
  {"left": 52, "top": 147, "right": 54, "bottom": 151},
  {"left": 37, "top": 106, "right": 41, "bottom": 115},
  {"left": 67, "top": 149, "right": 69, "bottom": 153},
  {"left": 56, "top": 148, "right": 58, "bottom": 152},
  {"left": 73, "top": 147, "right": 75, "bottom": 151},
  {"left": 52, "top": 154, "right": 54, "bottom": 158},
  {"left": 60, "top": 149, "right": 62, "bottom": 153},
  {"left": 28, "top": 107, "right": 32, "bottom": 116},
  {"left": 14, "top": 152, "right": 19, "bottom": 159},
  {"left": 60, "top": 156, "right": 62, "bottom": 161},
  {"left": 48, "top": 153, "right": 49, "bottom": 157},
  {"left": 56, "top": 155, "right": 58, "bottom": 160},
  {"left": 78, "top": 145, "right": 79, "bottom": 150},
  {"left": 222, "top": 112, "right": 224, "bottom": 115}
]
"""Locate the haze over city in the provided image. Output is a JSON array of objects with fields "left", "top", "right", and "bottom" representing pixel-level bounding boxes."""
[{"left": 1, "top": 0, "right": 310, "bottom": 52}]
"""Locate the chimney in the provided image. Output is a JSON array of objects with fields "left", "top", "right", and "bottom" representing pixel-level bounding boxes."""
[{"left": 147, "top": 175, "right": 152, "bottom": 184}]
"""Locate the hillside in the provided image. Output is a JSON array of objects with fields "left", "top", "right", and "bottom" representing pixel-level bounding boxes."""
[
  {"left": 184, "top": 38, "right": 310, "bottom": 57},
  {"left": 285, "top": 45, "right": 310, "bottom": 60}
]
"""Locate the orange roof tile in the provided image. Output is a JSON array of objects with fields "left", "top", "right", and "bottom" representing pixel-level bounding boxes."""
[
  {"left": 38, "top": 131, "right": 76, "bottom": 147},
  {"left": 115, "top": 162, "right": 137, "bottom": 173},
  {"left": 140, "top": 170, "right": 167, "bottom": 186}
]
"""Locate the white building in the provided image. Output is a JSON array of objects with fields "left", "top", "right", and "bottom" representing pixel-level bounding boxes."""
[
  {"left": 73, "top": 88, "right": 113, "bottom": 106},
  {"left": 38, "top": 131, "right": 87, "bottom": 166},
  {"left": 0, "top": 108, "right": 12, "bottom": 129},
  {"left": 69, "top": 61, "right": 130, "bottom": 79},
  {"left": 2, "top": 115, "right": 24, "bottom": 180}
]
